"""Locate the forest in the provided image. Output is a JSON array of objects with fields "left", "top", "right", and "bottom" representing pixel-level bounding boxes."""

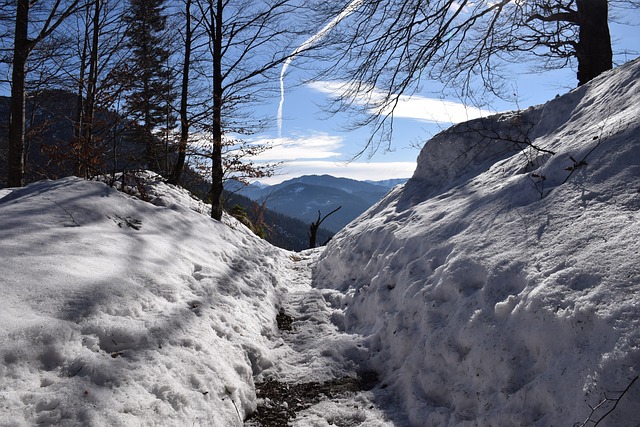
[{"left": 1, "top": 0, "right": 632, "bottom": 221}]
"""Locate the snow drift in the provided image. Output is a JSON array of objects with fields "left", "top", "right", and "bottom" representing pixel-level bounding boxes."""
[
  {"left": 315, "top": 58, "right": 640, "bottom": 426},
  {"left": 0, "top": 174, "right": 290, "bottom": 425}
]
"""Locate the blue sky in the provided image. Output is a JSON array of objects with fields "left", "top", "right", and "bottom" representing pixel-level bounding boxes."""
[{"left": 249, "top": 17, "right": 640, "bottom": 185}]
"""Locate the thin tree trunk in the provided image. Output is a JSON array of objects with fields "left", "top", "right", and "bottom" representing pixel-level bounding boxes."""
[
  {"left": 7, "top": 0, "right": 29, "bottom": 187},
  {"left": 210, "top": 0, "right": 224, "bottom": 221},
  {"left": 8, "top": 0, "right": 82, "bottom": 186},
  {"left": 74, "top": 6, "right": 90, "bottom": 177},
  {"left": 165, "top": 98, "right": 170, "bottom": 175},
  {"left": 140, "top": 18, "right": 154, "bottom": 170},
  {"left": 308, "top": 206, "right": 341, "bottom": 249},
  {"left": 111, "top": 94, "right": 122, "bottom": 180},
  {"left": 144, "top": 78, "right": 154, "bottom": 169},
  {"left": 169, "top": 0, "right": 192, "bottom": 185},
  {"left": 576, "top": 0, "right": 612, "bottom": 85},
  {"left": 80, "top": 0, "right": 101, "bottom": 178}
]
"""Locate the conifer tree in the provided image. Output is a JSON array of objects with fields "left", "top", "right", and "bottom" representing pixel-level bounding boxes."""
[{"left": 123, "top": 0, "right": 175, "bottom": 171}]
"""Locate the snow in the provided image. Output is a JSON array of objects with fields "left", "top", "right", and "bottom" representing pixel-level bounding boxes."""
[
  {"left": 0, "top": 173, "right": 396, "bottom": 426},
  {"left": 1, "top": 58, "right": 639, "bottom": 426},
  {"left": 0, "top": 175, "right": 288, "bottom": 425},
  {"left": 246, "top": 250, "right": 401, "bottom": 426},
  {"left": 316, "top": 58, "right": 640, "bottom": 426}
]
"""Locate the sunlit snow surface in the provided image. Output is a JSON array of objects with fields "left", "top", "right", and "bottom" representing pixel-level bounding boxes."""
[
  {"left": 0, "top": 175, "right": 290, "bottom": 425},
  {"left": 316, "top": 58, "right": 640, "bottom": 426},
  {"left": 0, "top": 174, "right": 397, "bottom": 426}
]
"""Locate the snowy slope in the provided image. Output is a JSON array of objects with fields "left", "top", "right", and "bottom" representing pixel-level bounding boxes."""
[
  {"left": 0, "top": 174, "right": 291, "bottom": 426},
  {"left": 316, "top": 58, "right": 640, "bottom": 426},
  {"left": 2, "top": 60, "right": 639, "bottom": 426}
]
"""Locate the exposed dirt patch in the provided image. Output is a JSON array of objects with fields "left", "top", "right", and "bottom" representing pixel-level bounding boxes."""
[
  {"left": 276, "top": 310, "right": 294, "bottom": 331},
  {"left": 245, "top": 372, "right": 378, "bottom": 426}
]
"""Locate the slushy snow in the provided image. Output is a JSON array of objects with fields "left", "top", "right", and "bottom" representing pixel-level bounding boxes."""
[{"left": 1, "top": 58, "right": 639, "bottom": 426}]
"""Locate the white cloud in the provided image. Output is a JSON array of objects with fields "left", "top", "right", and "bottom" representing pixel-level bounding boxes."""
[
  {"left": 257, "top": 160, "right": 416, "bottom": 185},
  {"left": 247, "top": 133, "right": 345, "bottom": 161},
  {"left": 307, "top": 80, "right": 492, "bottom": 124},
  {"left": 383, "top": 95, "right": 491, "bottom": 123},
  {"left": 192, "top": 129, "right": 416, "bottom": 185}
]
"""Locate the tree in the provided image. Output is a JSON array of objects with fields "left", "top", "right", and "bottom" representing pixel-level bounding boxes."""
[
  {"left": 194, "top": 0, "right": 306, "bottom": 220},
  {"left": 168, "top": 0, "right": 193, "bottom": 185},
  {"left": 308, "top": 206, "right": 341, "bottom": 249},
  {"left": 73, "top": 0, "right": 101, "bottom": 178},
  {"left": 319, "top": 0, "right": 632, "bottom": 153},
  {"left": 122, "top": 0, "right": 176, "bottom": 171},
  {"left": 24, "top": 0, "right": 133, "bottom": 180},
  {"left": 6, "top": 0, "right": 86, "bottom": 187}
]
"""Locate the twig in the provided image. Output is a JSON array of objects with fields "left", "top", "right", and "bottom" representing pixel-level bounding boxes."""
[
  {"left": 561, "top": 118, "right": 620, "bottom": 186},
  {"left": 225, "top": 386, "right": 242, "bottom": 424},
  {"left": 51, "top": 199, "right": 80, "bottom": 226},
  {"left": 576, "top": 375, "right": 639, "bottom": 427}
]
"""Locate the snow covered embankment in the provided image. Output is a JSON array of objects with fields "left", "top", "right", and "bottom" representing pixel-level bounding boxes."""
[
  {"left": 0, "top": 176, "right": 289, "bottom": 425},
  {"left": 316, "top": 58, "right": 640, "bottom": 426}
]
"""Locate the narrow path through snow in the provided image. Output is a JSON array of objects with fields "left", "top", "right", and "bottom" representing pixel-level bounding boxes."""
[{"left": 246, "top": 249, "right": 404, "bottom": 426}]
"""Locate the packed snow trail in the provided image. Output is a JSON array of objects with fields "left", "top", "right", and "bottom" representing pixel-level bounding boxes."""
[
  {"left": 246, "top": 249, "right": 407, "bottom": 426},
  {"left": 0, "top": 173, "right": 404, "bottom": 426}
]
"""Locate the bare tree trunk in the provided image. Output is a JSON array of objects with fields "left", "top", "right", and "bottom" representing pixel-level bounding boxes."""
[
  {"left": 576, "top": 0, "right": 611, "bottom": 85},
  {"left": 308, "top": 206, "right": 341, "bottom": 249},
  {"left": 7, "top": 0, "right": 29, "bottom": 187},
  {"left": 169, "top": 0, "right": 192, "bottom": 185},
  {"left": 210, "top": 0, "right": 224, "bottom": 221},
  {"left": 79, "top": 0, "right": 101, "bottom": 178},
  {"left": 8, "top": 0, "right": 83, "bottom": 187},
  {"left": 74, "top": 6, "right": 90, "bottom": 177},
  {"left": 143, "top": 79, "right": 154, "bottom": 169}
]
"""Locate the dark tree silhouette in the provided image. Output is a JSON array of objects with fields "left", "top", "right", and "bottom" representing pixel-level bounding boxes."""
[
  {"left": 6, "top": 0, "right": 86, "bottom": 187},
  {"left": 74, "top": 0, "right": 101, "bottom": 178},
  {"left": 309, "top": 206, "right": 341, "bottom": 249},
  {"left": 122, "top": 0, "right": 176, "bottom": 171},
  {"left": 169, "top": 0, "right": 192, "bottom": 185}
]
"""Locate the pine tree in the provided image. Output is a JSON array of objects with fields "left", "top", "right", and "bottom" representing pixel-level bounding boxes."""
[{"left": 123, "top": 0, "right": 175, "bottom": 172}]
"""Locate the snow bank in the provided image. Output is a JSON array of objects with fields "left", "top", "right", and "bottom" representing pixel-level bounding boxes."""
[
  {"left": 0, "top": 174, "right": 289, "bottom": 425},
  {"left": 316, "top": 58, "right": 640, "bottom": 426}
]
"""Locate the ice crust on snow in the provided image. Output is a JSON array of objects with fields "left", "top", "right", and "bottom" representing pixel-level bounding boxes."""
[{"left": 316, "top": 58, "right": 640, "bottom": 426}]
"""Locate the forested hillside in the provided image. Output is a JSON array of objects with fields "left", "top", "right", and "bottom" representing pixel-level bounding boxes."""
[{"left": 230, "top": 175, "right": 399, "bottom": 233}]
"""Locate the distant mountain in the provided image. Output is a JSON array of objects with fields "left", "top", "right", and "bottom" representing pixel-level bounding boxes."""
[
  {"left": 364, "top": 178, "right": 408, "bottom": 188},
  {"left": 177, "top": 173, "right": 334, "bottom": 251},
  {"left": 224, "top": 192, "right": 334, "bottom": 251},
  {"left": 228, "top": 174, "right": 407, "bottom": 232}
]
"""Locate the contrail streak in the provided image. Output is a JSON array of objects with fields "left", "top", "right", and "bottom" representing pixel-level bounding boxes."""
[{"left": 278, "top": 0, "right": 365, "bottom": 137}]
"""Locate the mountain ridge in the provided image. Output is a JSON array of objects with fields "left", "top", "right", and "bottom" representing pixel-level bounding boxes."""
[{"left": 229, "top": 174, "right": 407, "bottom": 232}]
